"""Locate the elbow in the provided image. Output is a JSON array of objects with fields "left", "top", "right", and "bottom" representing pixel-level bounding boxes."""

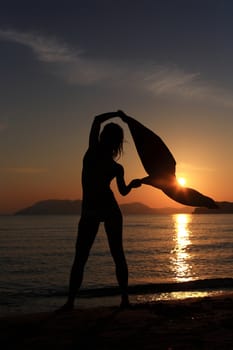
[{"left": 94, "top": 115, "right": 101, "bottom": 124}]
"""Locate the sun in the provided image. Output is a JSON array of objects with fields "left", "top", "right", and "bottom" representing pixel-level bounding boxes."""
[{"left": 178, "top": 177, "right": 186, "bottom": 187}]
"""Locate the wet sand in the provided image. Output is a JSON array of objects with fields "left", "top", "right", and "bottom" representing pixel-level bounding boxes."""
[{"left": 1, "top": 294, "right": 232, "bottom": 349}]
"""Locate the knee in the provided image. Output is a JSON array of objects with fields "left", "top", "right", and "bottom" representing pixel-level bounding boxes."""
[
  {"left": 73, "top": 250, "right": 89, "bottom": 269},
  {"left": 111, "top": 250, "right": 127, "bottom": 266}
]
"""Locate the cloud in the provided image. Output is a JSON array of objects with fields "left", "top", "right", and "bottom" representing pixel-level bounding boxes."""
[
  {"left": 0, "top": 29, "right": 121, "bottom": 84},
  {"left": 143, "top": 66, "right": 233, "bottom": 108},
  {"left": 0, "top": 29, "right": 233, "bottom": 107},
  {"left": 0, "top": 29, "right": 78, "bottom": 63},
  {"left": 144, "top": 67, "right": 201, "bottom": 96}
]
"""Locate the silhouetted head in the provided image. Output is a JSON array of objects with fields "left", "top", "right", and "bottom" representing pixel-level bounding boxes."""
[{"left": 99, "top": 123, "right": 124, "bottom": 158}]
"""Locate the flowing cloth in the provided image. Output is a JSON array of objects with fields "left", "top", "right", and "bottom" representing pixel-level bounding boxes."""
[{"left": 126, "top": 116, "right": 218, "bottom": 208}]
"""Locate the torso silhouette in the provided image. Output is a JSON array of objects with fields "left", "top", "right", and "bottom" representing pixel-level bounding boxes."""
[{"left": 81, "top": 144, "right": 122, "bottom": 219}]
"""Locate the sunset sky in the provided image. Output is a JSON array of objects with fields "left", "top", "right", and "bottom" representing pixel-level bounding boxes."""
[{"left": 1, "top": 1, "right": 233, "bottom": 214}]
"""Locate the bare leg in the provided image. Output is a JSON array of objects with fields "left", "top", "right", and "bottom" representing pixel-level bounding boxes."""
[
  {"left": 104, "top": 210, "right": 130, "bottom": 307},
  {"left": 61, "top": 216, "right": 99, "bottom": 311}
]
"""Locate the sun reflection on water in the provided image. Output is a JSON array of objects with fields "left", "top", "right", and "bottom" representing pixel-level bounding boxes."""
[
  {"left": 135, "top": 290, "right": 227, "bottom": 303},
  {"left": 170, "top": 214, "right": 193, "bottom": 281}
]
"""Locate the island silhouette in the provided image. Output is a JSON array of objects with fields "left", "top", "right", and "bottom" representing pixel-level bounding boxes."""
[{"left": 14, "top": 199, "right": 233, "bottom": 215}]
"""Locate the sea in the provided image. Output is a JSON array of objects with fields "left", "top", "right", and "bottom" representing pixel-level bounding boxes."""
[{"left": 0, "top": 214, "right": 233, "bottom": 316}]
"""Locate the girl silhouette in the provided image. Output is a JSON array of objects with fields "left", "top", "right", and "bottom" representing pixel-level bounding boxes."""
[{"left": 61, "top": 111, "right": 141, "bottom": 310}]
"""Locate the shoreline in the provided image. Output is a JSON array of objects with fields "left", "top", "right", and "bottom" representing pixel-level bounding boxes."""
[
  {"left": 1, "top": 278, "right": 233, "bottom": 317},
  {"left": 1, "top": 293, "right": 232, "bottom": 349},
  {"left": 78, "top": 277, "right": 233, "bottom": 298}
]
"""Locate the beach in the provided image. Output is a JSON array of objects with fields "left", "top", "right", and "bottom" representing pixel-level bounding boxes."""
[{"left": 1, "top": 294, "right": 232, "bottom": 350}]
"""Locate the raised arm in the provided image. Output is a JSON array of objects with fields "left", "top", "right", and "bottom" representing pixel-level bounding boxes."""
[{"left": 89, "top": 112, "right": 118, "bottom": 148}]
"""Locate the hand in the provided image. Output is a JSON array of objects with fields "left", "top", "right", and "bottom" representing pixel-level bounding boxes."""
[
  {"left": 117, "top": 110, "right": 129, "bottom": 122},
  {"left": 94, "top": 112, "right": 118, "bottom": 123},
  {"left": 130, "top": 179, "right": 142, "bottom": 188}
]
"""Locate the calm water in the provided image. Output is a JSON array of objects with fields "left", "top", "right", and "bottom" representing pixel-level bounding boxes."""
[{"left": 0, "top": 214, "right": 233, "bottom": 315}]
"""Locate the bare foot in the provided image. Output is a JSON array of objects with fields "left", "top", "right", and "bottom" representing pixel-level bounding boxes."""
[
  {"left": 120, "top": 297, "right": 132, "bottom": 309},
  {"left": 55, "top": 302, "right": 74, "bottom": 313}
]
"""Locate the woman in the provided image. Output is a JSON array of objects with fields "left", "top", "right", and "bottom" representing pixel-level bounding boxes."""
[{"left": 62, "top": 111, "right": 141, "bottom": 310}]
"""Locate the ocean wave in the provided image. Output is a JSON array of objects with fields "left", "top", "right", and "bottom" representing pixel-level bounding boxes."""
[
  {"left": 1, "top": 278, "right": 232, "bottom": 301},
  {"left": 79, "top": 278, "right": 233, "bottom": 298}
]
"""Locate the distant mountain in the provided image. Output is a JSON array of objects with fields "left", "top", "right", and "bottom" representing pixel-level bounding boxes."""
[
  {"left": 15, "top": 200, "right": 82, "bottom": 215},
  {"left": 120, "top": 202, "right": 159, "bottom": 215},
  {"left": 154, "top": 206, "right": 193, "bottom": 214},
  {"left": 193, "top": 201, "right": 233, "bottom": 214},
  {"left": 14, "top": 199, "right": 192, "bottom": 215}
]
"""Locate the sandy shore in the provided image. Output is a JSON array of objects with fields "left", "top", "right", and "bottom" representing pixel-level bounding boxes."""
[{"left": 1, "top": 294, "right": 232, "bottom": 350}]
